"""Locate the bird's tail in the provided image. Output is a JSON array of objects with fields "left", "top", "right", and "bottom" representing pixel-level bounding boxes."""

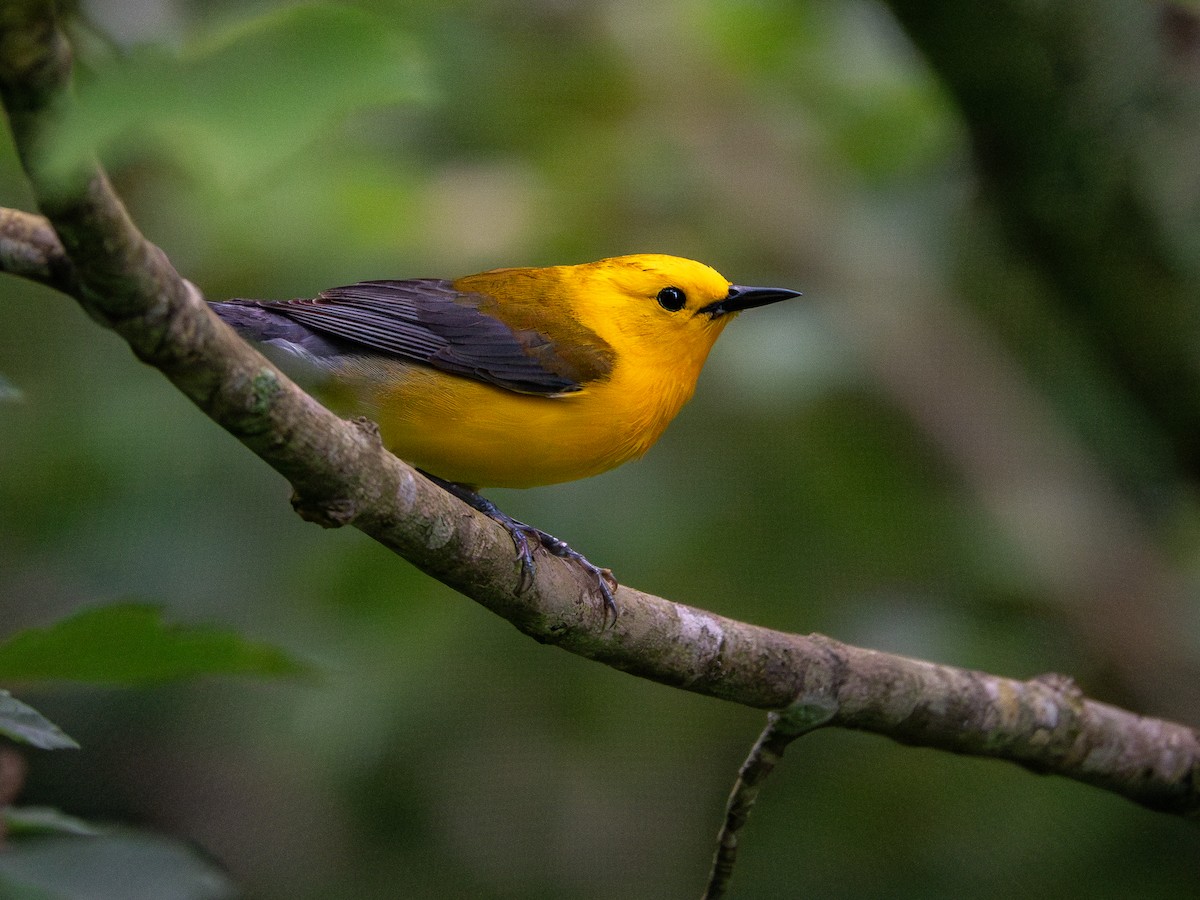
[{"left": 210, "top": 300, "right": 344, "bottom": 365}]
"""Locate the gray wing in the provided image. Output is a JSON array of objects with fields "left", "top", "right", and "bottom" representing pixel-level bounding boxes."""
[{"left": 212, "top": 279, "right": 585, "bottom": 396}]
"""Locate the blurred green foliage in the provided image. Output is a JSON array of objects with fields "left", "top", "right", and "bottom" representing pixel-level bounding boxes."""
[
  {"left": 0, "top": 603, "right": 303, "bottom": 684},
  {"left": 49, "top": 5, "right": 429, "bottom": 191},
  {"left": 0, "top": 826, "right": 237, "bottom": 899},
  {"left": 2, "top": 1, "right": 1198, "bottom": 898}
]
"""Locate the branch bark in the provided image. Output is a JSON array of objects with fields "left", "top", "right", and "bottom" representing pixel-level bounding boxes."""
[{"left": 1, "top": 0, "right": 1198, "bottom": 829}]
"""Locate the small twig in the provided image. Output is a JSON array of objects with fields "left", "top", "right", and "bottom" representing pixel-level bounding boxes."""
[
  {"left": 0, "top": 207, "right": 77, "bottom": 293},
  {"left": 703, "top": 700, "right": 837, "bottom": 899}
]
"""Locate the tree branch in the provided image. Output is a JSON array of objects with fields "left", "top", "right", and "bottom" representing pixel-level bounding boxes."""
[{"left": 1, "top": 0, "right": 1197, "bottom": 830}]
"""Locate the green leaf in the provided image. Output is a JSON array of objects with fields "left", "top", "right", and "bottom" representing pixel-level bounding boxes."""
[
  {"left": 45, "top": 3, "right": 430, "bottom": 190},
  {"left": 0, "top": 829, "right": 237, "bottom": 900},
  {"left": 0, "top": 604, "right": 304, "bottom": 685},
  {"left": 0, "top": 691, "right": 78, "bottom": 750},
  {"left": 4, "top": 806, "right": 103, "bottom": 838}
]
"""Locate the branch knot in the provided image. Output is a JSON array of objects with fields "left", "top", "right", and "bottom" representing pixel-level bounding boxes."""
[{"left": 290, "top": 491, "right": 359, "bottom": 528}]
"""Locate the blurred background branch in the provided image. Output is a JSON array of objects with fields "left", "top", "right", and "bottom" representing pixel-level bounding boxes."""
[{"left": 889, "top": 0, "right": 1200, "bottom": 474}]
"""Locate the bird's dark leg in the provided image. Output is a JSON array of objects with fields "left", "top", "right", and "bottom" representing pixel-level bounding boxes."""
[{"left": 421, "top": 472, "right": 618, "bottom": 622}]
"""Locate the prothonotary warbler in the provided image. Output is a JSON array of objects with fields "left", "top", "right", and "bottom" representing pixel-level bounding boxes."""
[{"left": 212, "top": 254, "right": 801, "bottom": 617}]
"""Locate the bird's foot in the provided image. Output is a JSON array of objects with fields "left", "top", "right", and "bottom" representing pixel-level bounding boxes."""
[
  {"left": 514, "top": 522, "right": 619, "bottom": 623},
  {"left": 423, "top": 473, "right": 619, "bottom": 623}
]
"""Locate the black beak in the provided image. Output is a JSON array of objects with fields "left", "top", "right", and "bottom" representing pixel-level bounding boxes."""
[{"left": 698, "top": 284, "right": 803, "bottom": 318}]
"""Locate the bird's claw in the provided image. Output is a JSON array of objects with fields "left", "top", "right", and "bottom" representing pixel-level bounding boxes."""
[
  {"left": 419, "top": 473, "right": 619, "bottom": 624},
  {"left": 507, "top": 524, "right": 539, "bottom": 594},
  {"left": 506, "top": 522, "right": 618, "bottom": 625}
]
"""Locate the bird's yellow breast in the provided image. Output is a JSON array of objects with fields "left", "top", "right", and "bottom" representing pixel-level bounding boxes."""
[{"left": 347, "top": 333, "right": 714, "bottom": 488}]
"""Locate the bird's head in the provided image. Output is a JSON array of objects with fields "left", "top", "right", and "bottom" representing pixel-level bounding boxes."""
[{"left": 576, "top": 254, "right": 800, "bottom": 359}]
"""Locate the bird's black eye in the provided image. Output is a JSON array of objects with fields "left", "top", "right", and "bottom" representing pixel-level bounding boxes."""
[{"left": 656, "top": 286, "right": 687, "bottom": 312}]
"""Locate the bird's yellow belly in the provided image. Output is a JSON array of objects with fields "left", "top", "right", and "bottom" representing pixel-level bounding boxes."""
[{"left": 342, "top": 361, "right": 687, "bottom": 489}]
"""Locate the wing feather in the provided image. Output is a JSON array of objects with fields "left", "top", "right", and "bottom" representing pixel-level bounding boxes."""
[{"left": 216, "top": 279, "right": 612, "bottom": 396}]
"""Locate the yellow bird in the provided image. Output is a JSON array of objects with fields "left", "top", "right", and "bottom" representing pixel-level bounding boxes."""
[{"left": 212, "top": 254, "right": 800, "bottom": 615}]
